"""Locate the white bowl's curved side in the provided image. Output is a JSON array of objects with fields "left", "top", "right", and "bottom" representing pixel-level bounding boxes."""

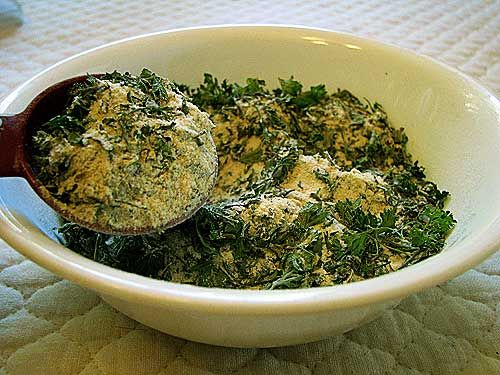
[
  {"left": 1, "top": 25, "right": 499, "bottom": 346},
  {"left": 100, "top": 293, "right": 401, "bottom": 347}
]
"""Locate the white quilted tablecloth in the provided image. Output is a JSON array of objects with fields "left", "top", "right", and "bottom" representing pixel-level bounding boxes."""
[{"left": 1, "top": 1, "right": 499, "bottom": 374}]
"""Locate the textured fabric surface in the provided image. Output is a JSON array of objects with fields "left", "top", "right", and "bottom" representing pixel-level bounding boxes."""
[{"left": 0, "top": 1, "right": 499, "bottom": 374}]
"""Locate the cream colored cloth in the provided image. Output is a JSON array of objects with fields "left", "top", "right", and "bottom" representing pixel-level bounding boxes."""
[{"left": 1, "top": 1, "right": 499, "bottom": 374}]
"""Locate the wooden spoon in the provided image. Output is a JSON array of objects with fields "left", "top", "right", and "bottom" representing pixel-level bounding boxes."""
[{"left": 0, "top": 76, "right": 213, "bottom": 235}]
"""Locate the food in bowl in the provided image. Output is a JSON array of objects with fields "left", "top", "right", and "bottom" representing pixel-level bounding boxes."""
[
  {"left": 31, "top": 69, "right": 218, "bottom": 233},
  {"left": 50, "top": 70, "right": 455, "bottom": 289}
]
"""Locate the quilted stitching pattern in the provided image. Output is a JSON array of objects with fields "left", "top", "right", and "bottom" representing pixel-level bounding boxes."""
[{"left": 0, "top": 1, "right": 499, "bottom": 374}]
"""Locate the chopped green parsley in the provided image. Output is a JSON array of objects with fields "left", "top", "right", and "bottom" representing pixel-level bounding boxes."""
[{"left": 59, "top": 73, "right": 455, "bottom": 289}]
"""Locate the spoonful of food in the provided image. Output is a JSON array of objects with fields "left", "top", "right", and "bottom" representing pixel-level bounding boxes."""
[{"left": 0, "top": 69, "right": 218, "bottom": 235}]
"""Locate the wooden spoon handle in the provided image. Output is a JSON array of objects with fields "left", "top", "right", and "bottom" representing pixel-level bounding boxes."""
[{"left": 0, "top": 114, "right": 26, "bottom": 177}]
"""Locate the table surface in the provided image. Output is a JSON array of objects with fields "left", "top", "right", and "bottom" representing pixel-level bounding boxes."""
[{"left": 0, "top": 1, "right": 499, "bottom": 374}]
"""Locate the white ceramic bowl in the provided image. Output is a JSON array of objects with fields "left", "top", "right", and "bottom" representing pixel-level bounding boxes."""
[{"left": 1, "top": 25, "right": 499, "bottom": 348}]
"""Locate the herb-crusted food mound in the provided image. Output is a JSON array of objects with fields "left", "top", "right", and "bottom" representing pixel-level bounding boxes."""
[
  {"left": 60, "top": 74, "right": 455, "bottom": 289},
  {"left": 32, "top": 69, "right": 218, "bottom": 233}
]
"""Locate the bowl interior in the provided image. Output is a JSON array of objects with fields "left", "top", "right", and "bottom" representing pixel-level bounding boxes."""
[{"left": 1, "top": 26, "right": 499, "bottom": 307}]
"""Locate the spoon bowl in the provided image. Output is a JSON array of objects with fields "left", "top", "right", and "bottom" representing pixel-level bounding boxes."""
[{"left": 0, "top": 75, "right": 214, "bottom": 235}]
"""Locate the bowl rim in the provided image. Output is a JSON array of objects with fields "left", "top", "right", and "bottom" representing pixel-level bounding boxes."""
[{"left": 1, "top": 24, "right": 499, "bottom": 315}]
